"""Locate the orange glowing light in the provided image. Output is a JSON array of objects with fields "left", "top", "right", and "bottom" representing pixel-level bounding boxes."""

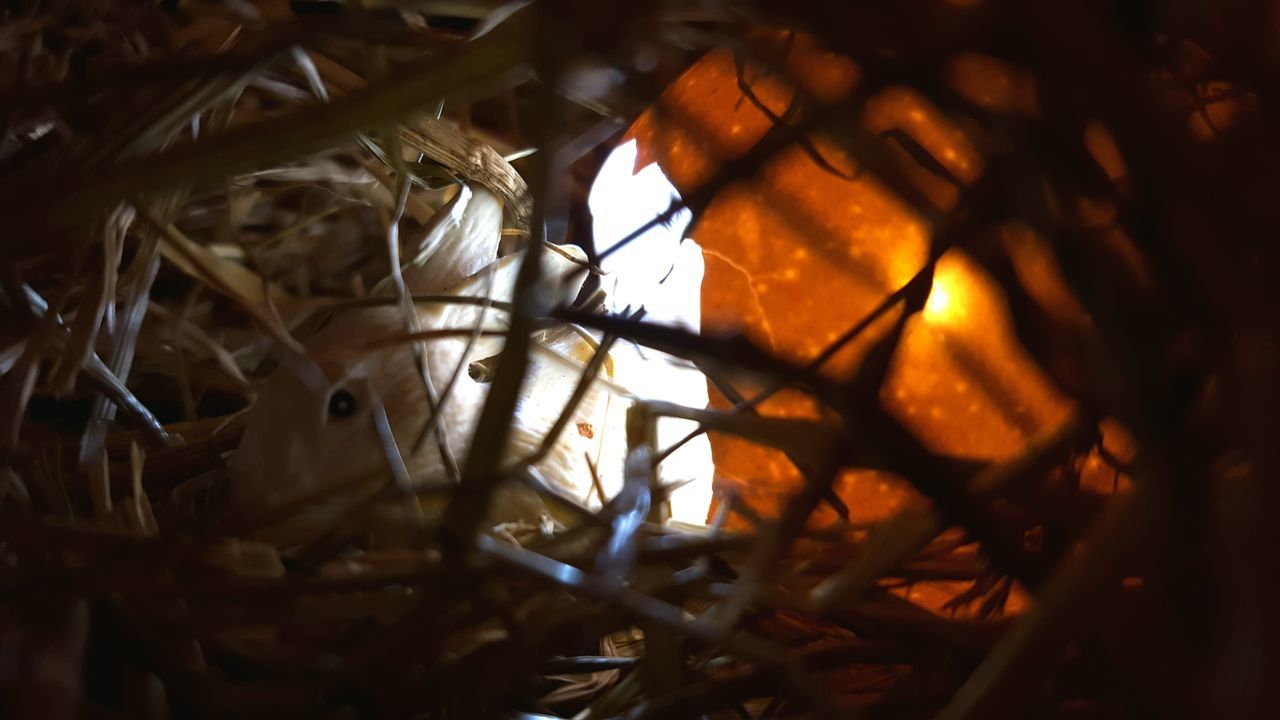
[
  {"left": 924, "top": 278, "right": 957, "bottom": 324},
  {"left": 630, "top": 31, "right": 1080, "bottom": 527}
]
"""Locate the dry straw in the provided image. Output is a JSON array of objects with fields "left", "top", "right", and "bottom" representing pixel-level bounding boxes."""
[{"left": 1, "top": 1, "right": 1277, "bottom": 718}]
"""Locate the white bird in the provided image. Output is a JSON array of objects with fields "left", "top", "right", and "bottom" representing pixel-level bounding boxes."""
[{"left": 227, "top": 185, "right": 626, "bottom": 546}]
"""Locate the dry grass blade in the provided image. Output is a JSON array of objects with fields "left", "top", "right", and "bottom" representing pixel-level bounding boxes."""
[
  {"left": 47, "top": 205, "right": 134, "bottom": 394},
  {"left": 3, "top": 10, "right": 535, "bottom": 251},
  {"left": 554, "top": 310, "right": 847, "bottom": 403},
  {"left": 937, "top": 486, "right": 1144, "bottom": 720},
  {"left": 378, "top": 123, "right": 462, "bottom": 482},
  {"left": 145, "top": 302, "right": 249, "bottom": 387},
  {"left": 445, "top": 225, "right": 545, "bottom": 544},
  {"left": 15, "top": 283, "right": 171, "bottom": 446},
  {"left": 475, "top": 535, "right": 835, "bottom": 711},
  {"left": 412, "top": 263, "right": 500, "bottom": 456},
  {"left": 592, "top": 406, "right": 656, "bottom": 589},
  {"left": 138, "top": 205, "right": 302, "bottom": 352},
  {"left": 401, "top": 119, "right": 533, "bottom": 226},
  {"left": 644, "top": 400, "right": 840, "bottom": 465},
  {"left": 442, "top": 18, "right": 568, "bottom": 546},
  {"left": 811, "top": 416, "right": 1089, "bottom": 611},
  {"left": 79, "top": 227, "right": 164, "bottom": 519}
]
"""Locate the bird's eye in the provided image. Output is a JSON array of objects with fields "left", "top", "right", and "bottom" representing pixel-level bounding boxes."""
[{"left": 328, "top": 388, "right": 357, "bottom": 418}]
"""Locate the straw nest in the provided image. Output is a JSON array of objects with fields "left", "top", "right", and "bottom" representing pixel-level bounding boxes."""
[{"left": 2, "top": 2, "right": 1279, "bottom": 718}]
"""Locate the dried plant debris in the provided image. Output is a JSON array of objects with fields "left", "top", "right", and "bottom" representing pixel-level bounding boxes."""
[{"left": 0, "top": 1, "right": 1276, "bottom": 718}]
